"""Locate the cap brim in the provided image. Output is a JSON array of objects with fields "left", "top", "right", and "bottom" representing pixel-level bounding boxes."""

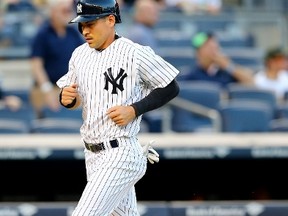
[{"left": 69, "top": 15, "right": 103, "bottom": 23}]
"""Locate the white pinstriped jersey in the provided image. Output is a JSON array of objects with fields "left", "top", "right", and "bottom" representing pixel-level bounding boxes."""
[{"left": 56, "top": 37, "right": 179, "bottom": 143}]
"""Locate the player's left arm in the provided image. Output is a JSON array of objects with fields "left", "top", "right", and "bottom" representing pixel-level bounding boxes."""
[
  {"left": 131, "top": 79, "right": 179, "bottom": 116},
  {"left": 107, "top": 79, "right": 179, "bottom": 126}
]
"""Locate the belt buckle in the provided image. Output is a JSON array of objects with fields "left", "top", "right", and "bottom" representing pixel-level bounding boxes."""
[
  {"left": 95, "top": 143, "right": 104, "bottom": 152},
  {"left": 85, "top": 141, "right": 113, "bottom": 153},
  {"left": 86, "top": 143, "right": 94, "bottom": 152}
]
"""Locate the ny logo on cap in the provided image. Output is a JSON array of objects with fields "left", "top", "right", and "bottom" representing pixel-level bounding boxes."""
[{"left": 77, "top": 3, "right": 82, "bottom": 13}]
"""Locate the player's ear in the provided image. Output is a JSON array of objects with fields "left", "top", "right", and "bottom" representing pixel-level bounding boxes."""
[{"left": 107, "top": 14, "right": 116, "bottom": 26}]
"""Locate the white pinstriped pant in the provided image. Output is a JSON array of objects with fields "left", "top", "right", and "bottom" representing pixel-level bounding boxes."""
[{"left": 72, "top": 137, "right": 147, "bottom": 216}]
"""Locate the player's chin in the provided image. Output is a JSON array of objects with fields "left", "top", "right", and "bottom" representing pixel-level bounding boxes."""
[
  {"left": 87, "top": 42, "right": 94, "bottom": 48},
  {"left": 86, "top": 41, "right": 96, "bottom": 48}
]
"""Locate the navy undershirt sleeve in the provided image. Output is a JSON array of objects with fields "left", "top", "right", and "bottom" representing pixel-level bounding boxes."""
[{"left": 131, "top": 79, "right": 179, "bottom": 117}]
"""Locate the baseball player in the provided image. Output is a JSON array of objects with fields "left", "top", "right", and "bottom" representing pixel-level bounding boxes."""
[{"left": 56, "top": 0, "right": 180, "bottom": 215}]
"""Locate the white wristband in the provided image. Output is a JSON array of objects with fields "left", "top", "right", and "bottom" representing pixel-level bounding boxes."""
[{"left": 40, "top": 82, "right": 53, "bottom": 93}]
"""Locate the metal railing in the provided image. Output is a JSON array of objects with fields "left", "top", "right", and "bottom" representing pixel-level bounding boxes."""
[{"left": 161, "top": 97, "right": 222, "bottom": 133}]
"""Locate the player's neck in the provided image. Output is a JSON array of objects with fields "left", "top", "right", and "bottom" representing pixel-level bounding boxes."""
[{"left": 96, "top": 34, "right": 120, "bottom": 52}]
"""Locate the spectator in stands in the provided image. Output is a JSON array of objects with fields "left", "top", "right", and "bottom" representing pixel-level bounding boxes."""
[
  {"left": 164, "top": 0, "right": 222, "bottom": 15},
  {"left": 29, "top": 0, "right": 84, "bottom": 118},
  {"left": 125, "top": 0, "right": 160, "bottom": 51},
  {"left": 3, "top": 0, "right": 36, "bottom": 12},
  {"left": 0, "top": 78, "right": 22, "bottom": 111},
  {"left": 254, "top": 47, "right": 288, "bottom": 101},
  {"left": 182, "top": 31, "right": 254, "bottom": 88}
]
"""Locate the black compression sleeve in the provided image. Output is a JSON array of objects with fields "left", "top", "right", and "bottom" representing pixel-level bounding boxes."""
[{"left": 131, "top": 79, "right": 179, "bottom": 117}]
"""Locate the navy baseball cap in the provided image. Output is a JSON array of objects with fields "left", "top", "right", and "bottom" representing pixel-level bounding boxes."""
[{"left": 191, "top": 32, "right": 214, "bottom": 49}]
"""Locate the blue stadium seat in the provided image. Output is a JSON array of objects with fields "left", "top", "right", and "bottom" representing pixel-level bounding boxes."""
[
  {"left": 159, "top": 48, "right": 195, "bottom": 78},
  {"left": 0, "top": 103, "right": 36, "bottom": 132},
  {"left": 30, "top": 106, "right": 83, "bottom": 134},
  {"left": 30, "top": 118, "right": 82, "bottom": 134},
  {"left": 270, "top": 118, "right": 288, "bottom": 132},
  {"left": 0, "top": 119, "right": 30, "bottom": 134},
  {"left": 157, "top": 38, "right": 191, "bottom": 48},
  {"left": 171, "top": 80, "right": 222, "bottom": 132},
  {"left": 275, "top": 102, "right": 288, "bottom": 118},
  {"left": 219, "top": 99, "right": 273, "bottom": 132},
  {"left": 225, "top": 47, "right": 264, "bottom": 70},
  {"left": 226, "top": 84, "right": 278, "bottom": 117},
  {"left": 284, "top": 91, "right": 288, "bottom": 101},
  {"left": 41, "top": 106, "right": 82, "bottom": 120}
]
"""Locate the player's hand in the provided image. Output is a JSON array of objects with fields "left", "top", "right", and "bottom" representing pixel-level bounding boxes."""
[
  {"left": 106, "top": 105, "right": 136, "bottom": 126},
  {"left": 61, "top": 84, "right": 78, "bottom": 106},
  {"left": 142, "top": 140, "right": 159, "bottom": 164}
]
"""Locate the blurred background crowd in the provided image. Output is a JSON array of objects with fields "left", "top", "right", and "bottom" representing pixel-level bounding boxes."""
[{"left": 1, "top": 0, "right": 288, "bottom": 134}]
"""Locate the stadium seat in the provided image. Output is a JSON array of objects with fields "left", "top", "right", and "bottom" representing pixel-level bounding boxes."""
[
  {"left": 284, "top": 91, "right": 288, "bottom": 101},
  {"left": 157, "top": 37, "right": 191, "bottom": 48},
  {"left": 226, "top": 84, "right": 278, "bottom": 117},
  {"left": 270, "top": 118, "right": 288, "bottom": 132},
  {"left": 219, "top": 99, "right": 273, "bottom": 132},
  {"left": 0, "top": 119, "right": 30, "bottom": 134},
  {"left": 276, "top": 102, "right": 288, "bottom": 118},
  {"left": 159, "top": 48, "right": 195, "bottom": 78},
  {"left": 225, "top": 47, "right": 264, "bottom": 71},
  {"left": 171, "top": 80, "right": 223, "bottom": 132},
  {"left": 30, "top": 118, "right": 82, "bottom": 134},
  {"left": 0, "top": 103, "right": 36, "bottom": 132},
  {"left": 30, "top": 106, "right": 83, "bottom": 134},
  {"left": 41, "top": 106, "right": 83, "bottom": 120}
]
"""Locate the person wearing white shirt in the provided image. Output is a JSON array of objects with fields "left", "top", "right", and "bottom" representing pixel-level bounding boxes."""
[{"left": 254, "top": 47, "right": 288, "bottom": 100}]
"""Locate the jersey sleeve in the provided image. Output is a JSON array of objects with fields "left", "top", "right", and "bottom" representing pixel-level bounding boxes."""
[
  {"left": 56, "top": 50, "right": 78, "bottom": 88},
  {"left": 137, "top": 46, "right": 180, "bottom": 89}
]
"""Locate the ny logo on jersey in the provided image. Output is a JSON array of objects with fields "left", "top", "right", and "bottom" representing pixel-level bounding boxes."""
[{"left": 104, "top": 67, "right": 127, "bottom": 94}]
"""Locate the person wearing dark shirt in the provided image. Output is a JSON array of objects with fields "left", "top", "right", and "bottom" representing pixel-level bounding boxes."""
[
  {"left": 126, "top": 0, "right": 160, "bottom": 51},
  {"left": 183, "top": 31, "right": 254, "bottom": 88},
  {"left": 30, "top": 0, "right": 84, "bottom": 118}
]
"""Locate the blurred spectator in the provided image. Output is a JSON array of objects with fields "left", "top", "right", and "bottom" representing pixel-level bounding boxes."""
[
  {"left": 126, "top": 0, "right": 160, "bottom": 51},
  {"left": 254, "top": 47, "right": 288, "bottom": 101},
  {"left": 31, "top": 0, "right": 49, "bottom": 12},
  {"left": 0, "top": 93, "right": 22, "bottom": 111},
  {"left": 29, "top": 0, "right": 84, "bottom": 118},
  {"left": 181, "top": 31, "right": 254, "bottom": 89},
  {"left": 0, "top": 76, "right": 22, "bottom": 111},
  {"left": 117, "top": 0, "right": 129, "bottom": 11},
  {"left": 164, "top": 0, "right": 222, "bottom": 15},
  {"left": 3, "top": 0, "right": 36, "bottom": 12}
]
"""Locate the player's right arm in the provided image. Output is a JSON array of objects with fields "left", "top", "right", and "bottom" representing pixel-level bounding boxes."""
[{"left": 59, "top": 84, "right": 81, "bottom": 109}]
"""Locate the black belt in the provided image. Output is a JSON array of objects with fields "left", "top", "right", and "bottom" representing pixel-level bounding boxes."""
[{"left": 84, "top": 139, "right": 119, "bottom": 153}]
